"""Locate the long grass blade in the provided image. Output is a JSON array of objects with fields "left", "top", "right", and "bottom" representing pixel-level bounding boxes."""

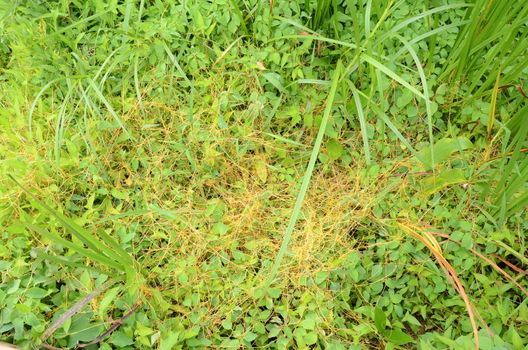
[
  {"left": 394, "top": 34, "right": 435, "bottom": 168},
  {"left": 163, "top": 42, "right": 191, "bottom": 86},
  {"left": 393, "top": 21, "right": 470, "bottom": 59},
  {"left": 28, "top": 75, "right": 88, "bottom": 138},
  {"left": 362, "top": 94, "right": 420, "bottom": 159},
  {"left": 133, "top": 55, "right": 144, "bottom": 111},
  {"left": 364, "top": 0, "right": 372, "bottom": 38},
  {"left": 362, "top": 53, "right": 425, "bottom": 100},
  {"left": 227, "top": 0, "right": 249, "bottom": 35},
  {"left": 268, "top": 62, "right": 342, "bottom": 283},
  {"left": 9, "top": 175, "right": 132, "bottom": 266},
  {"left": 382, "top": 3, "right": 472, "bottom": 40},
  {"left": 26, "top": 224, "right": 123, "bottom": 271},
  {"left": 86, "top": 79, "right": 132, "bottom": 138},
  {"left": 348, "top": 81, "right": 371, "bottom": 164},
  {"left": 398, "top": 222, "right": 480, "bottom": 350}
]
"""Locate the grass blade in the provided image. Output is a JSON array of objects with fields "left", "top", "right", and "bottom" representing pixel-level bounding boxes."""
[
  {"left": 487, "top": 70, "right": 501, "bottom": 139},
  {"left": 86, "top": 79, "right": 132, "bottom": 139},
  {"left": 133, "top": 55, "right": 144, "bottom": 111},
  {"left": 163, "top": 42, "right": 191, "bottom": 86},
  {"left": 269, "top": 61, "right": 342, "bottom": 283},
  {"left": 394, "top": 34, "right": 435, "bottom": 168},
  {"left": 54, "top": 86, "right": 72, "bottom": 164},
  {"left": 358, "top": 91, "right": 420, "bottom": 160},
  {"left": 123, "top": 0, "right": 133, "bottom": 33},
  {"left": 10, "top": 175, "right": 131, "bottom": 265},
  {"left": 364, "top": 0, "right": 372, "bottom": 38},
  {"left": 382, "top": 3, "right": 472, "bottom": 40},
  {"left": 362, "top": 53, "right": 425, "bottom": 100},
  {"left": 398, "top": 222, "right": 480, "bottom": 350},
  {"left": 26, "top": 224, "right": 122, "bottom": 271},
  {"left": 348, "top": 81, "right": 371, "bottom": 164},
  {"left": 227, "top": 0, "right": 249, "bottom": 35}
]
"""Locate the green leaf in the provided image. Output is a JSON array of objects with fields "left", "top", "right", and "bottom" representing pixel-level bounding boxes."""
[
  {"left": 396, "top": 90, "right": 413, "bottom": 108},
  {"left": 267, "top": 287, "right": 282, "bottom": 299},
  {"left": 315, "top": 271, "right": 329, "bottom": 285},
  {"left": 211, "top": 223, "right": 229, "bottom": 236},
  {"left": 374, "top": 307, "right": 386, "bottom": 333},
  {"left": 509, "top": 326, "right": 524, "bottom": 349},
  {"left": 111, "top": 188, "right": 128, "bottom": 200},
  {"left": 416, "top": 137, "right": 472, "bottom": 169},
  {"left": 26, "top": 287, "right": 50, "bottom": 299},
  {"left": 384, "top": 329, "right": 414, "bottom": 345},
  {"left": 420, "top": 169, "right": 466, "bottom": 196},
  {"left": 99, "top": 287, "right": 121, "bottom": 318},
  {"left": 67, "top": 314, "right": 104, "bottom": 346},
  {"left": 304, "top": 331, "right": 318, "bottom": 345},
  {"left": 159, "top": 332, "right": 180, "bottom": 350},
  {"left": 262, "top": 72, "right": 285, "bottom": 93},
  {"left": 244, "top": 331, "right": 257, "bottom": 342},
  {"left": 110, "top": 330, "right": 135, "bottom": 347},
  {"left": 402, "top": 312, "right": 421, "bottom": 327},
  {"left": 0, "top": 260, "right": 13, "bottom": 272},
  {"left": 326, "top": 139, "right": 344, "bottom": 161},
  {"left": 189, "top": 6, "right": 205, "bottom": 33},
  {"left": 255, "top": 159, "right": 268, "bottom": 183},
  {"left": 7, "top": 279, "right": 20, "bottom": 294},
  {"left": 221, "top": 319, "right": 232, "bottom": 330},
  {"left": 300, "top": 318, "right": 316, "bottom": 331}
]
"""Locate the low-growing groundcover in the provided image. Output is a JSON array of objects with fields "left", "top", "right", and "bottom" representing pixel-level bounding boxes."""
[{"left": 0, "top": 0, "right": 527, "bottom": 349}]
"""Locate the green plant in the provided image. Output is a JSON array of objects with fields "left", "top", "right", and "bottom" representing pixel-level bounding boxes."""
[
  {"left": 479, "top": 105, "right": 528, "bottom": 225},
  {"left": 9, "top": 175, "right": 141, "bottom": 292},
  {"left": 441, "top": 0, "right": 528, "bottom": 97},
  {"left": 0, "top": 0, "right": 527, "bottom": 349},
  {"left": 269, "top": 60, "right": 342, "bottom": 283}
]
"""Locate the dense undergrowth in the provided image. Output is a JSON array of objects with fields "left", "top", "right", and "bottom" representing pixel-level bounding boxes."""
[{"left": 0, "top": 0, "right": 527, "bottom": 349}]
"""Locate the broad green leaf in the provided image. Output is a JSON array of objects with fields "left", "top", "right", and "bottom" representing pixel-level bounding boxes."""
[
  {"left": 262, "top": 72, "right": 285, "bottom": 93},
  {"left": 244, "top": 331, "right": 257, "bottom": 342},
  {"left": 304, "top": 332, "right": 318, "bottom": 345},
  {"left": 211, "top": 223, "right": 229, "bottom": 236},
  {"left": 190, "top": 7, "right": 205, "bottom": 33},
  {"left": 159, "top": 332, "right": 180, "bottom": 350},
  {"left": 99, "top": 287, "right": 121, "bottom": 319},
  {"left": 300, "top": 318, "right": 316, "bottom": 331},
  {"left": 374, "top": 307, "right": 386, "bottom": 333},
  {"left": 509, "top": 326, "right": 524, "bottom": 349},
  {"left": 384, "top": 329, "right": 414, "bottom": 345},
  {"left": 26, "top": 287, "right": 50, "bottom": 299},
  {"left": 267, "top": 287, "right": 282, "bottom": 299},
  {"left": 326, "top": 139, "right": 343, "bottom": 161},
  {"left": 111, "top": 188, "right": 127, "bottom": 200},
  {"left": 416, "top": 137, "right": 472, "bottom": 169},
  {"left": 110, "top": 331, "right": 135, "bottom": 347},
  {"left": 420, "top": 169, "right": 467, "bottom": 196},
  {"left": 313, "top": 271, "right": 328, "bottom": 285},
  {"left": 221, "top": 319, "right": 232, "bottom": 330},
  {"left": 67, "top": 314, "right": 104, "bottom": 346}
]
